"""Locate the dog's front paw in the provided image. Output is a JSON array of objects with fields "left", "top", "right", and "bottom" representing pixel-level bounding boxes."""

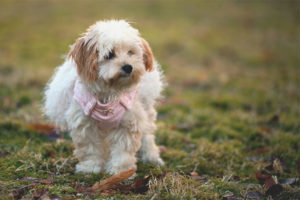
[
  {"left": 155, "top": 157, "right": 165, "bottom": 166},
  {"left": 106, "top": 164, "right": 137, "bottom": 175},
  {"left": 142, "top": 156, "right": 165, "bottom": 166},
  {"left": 75, "top": 160, "right": 101, "bottom": 174}
]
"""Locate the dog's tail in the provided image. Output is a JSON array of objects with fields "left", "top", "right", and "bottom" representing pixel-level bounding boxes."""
[
  {"left": 43, "top": 60, "right": 77, "bottom": 129},
  {"left": 138, "top": 61, "right": 166, "bottom": 108}
]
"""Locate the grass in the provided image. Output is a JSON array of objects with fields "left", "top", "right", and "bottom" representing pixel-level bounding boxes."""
[{"left": 0, "top": 0, "right": 299, "bottom": 199}]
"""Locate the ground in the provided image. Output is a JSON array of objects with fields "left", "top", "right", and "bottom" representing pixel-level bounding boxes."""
[{"left": 0, "top": 0, "right": 299, "bottom": 199}]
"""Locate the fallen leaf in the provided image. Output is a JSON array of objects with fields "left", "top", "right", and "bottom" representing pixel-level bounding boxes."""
[
  {"left": 50, "top": 150, "right": 56, "bottom": 158},
  {"left": 280, "top": 178, "right": 299, "bottom": 185},
  {"left": 264, "top": 177, "right": 276, "bottom": 188},
  {"left": 91, "top": 169, "right": 136, "bottom": 192},
  {"left": 133, "top": 178, "right": 147, "bottom": 194},
  {"left": 265, "top": 184, "right": 283, "bottom": 197},
  {"left": 256, "top": 173, "right": 271, "bottom": 181},
  {"left": 28, "top": 123, "right": 55, "bottom": 134}
]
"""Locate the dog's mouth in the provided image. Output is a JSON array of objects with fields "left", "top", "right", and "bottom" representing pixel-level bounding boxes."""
[
  {"left": 108, "top": 69, "right": 142, "bottom": 89},
  {"left": 120, "top": 72, "right": 131, "bottom": 78}
]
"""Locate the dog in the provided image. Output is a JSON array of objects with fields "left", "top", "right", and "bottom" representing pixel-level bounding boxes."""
[{"left": 43, "top": 20, "right": 165, "bottom": 175}]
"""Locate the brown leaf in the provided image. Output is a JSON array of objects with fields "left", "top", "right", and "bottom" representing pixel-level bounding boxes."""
[
  {"left": 91, "top": 169, "right": 136, "bottom": 192},
  {"left": 28, "top": 123, "right": 55, "bottom": 134},
  {"left": 50, "top": 150, "right": 56, "bottom": 158},
  {"left": 256, "top": 173, "right": 271, "bottom": 180},
  {"left": 264, "top": 177, "right": 276, "bottom": 189},
  {"left": 134, "top": 174, "right": 152, "bottom": 194}
]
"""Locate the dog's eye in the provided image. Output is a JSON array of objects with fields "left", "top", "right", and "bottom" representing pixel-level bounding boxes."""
[
  {"left": 105, "top": 50, "right": 115, "bottom": 60},
  {"left": 127, "top": 50, "right": 134, "bottom": 56}
]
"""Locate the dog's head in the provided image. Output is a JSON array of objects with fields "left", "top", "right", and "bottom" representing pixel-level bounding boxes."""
[{"left": 68, "top": 20, "right": 154, "bottom": 90}]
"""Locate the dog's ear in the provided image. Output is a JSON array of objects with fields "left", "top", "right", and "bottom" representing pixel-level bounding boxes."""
[
  {"left": 141, "top": 38, "right": 154, "bottom": 72},
  {"left": 68, "top": 38, "right": 99, "bottom": 82}
]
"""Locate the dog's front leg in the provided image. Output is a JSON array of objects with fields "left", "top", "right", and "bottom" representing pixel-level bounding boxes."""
[
  {"left": 104, "top": 128, "right": 142, "bottom": 175},
  {"left": 70, "top": 125, "right": 106, "bottom": 174}
]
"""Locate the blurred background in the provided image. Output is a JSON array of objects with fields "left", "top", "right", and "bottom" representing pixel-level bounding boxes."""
[{"left": 0, "top": 0, "right": 299, "bottom": 199}]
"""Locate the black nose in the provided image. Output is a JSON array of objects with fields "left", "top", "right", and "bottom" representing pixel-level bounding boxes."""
[{"left": 121, "top": 64, "right": 133, "bottom": 74}]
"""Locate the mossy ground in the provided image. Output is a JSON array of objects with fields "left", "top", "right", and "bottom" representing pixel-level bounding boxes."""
[{"left": 0, "top": 0, "right": 299, "bottom": 199}]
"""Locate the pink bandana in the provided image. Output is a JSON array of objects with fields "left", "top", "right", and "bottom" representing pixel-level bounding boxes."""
[{"left": 73, "top": 80, "right": 136, "bottom": 130}]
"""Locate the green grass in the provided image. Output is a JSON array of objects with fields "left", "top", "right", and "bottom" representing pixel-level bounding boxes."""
[{"left": 0, "top": 0, "right": 299, "bottom": 199}]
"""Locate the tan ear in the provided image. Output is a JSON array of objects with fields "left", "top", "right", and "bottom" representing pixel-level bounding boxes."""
[
  {"left": 141, "top": 38, "right": 154, "bottom": 72},
  {"left": 68, "top": 38, "right": 99, "bottom": 82}
]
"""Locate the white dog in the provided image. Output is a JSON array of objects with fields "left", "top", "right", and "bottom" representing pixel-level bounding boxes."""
[{"left": 43, "top": 20, "right": 165, "bottom": 175}]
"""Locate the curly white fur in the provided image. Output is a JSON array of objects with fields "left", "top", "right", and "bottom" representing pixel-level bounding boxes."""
[{"left": 43, "top": 20, "right": 165, "bottom": 175}]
